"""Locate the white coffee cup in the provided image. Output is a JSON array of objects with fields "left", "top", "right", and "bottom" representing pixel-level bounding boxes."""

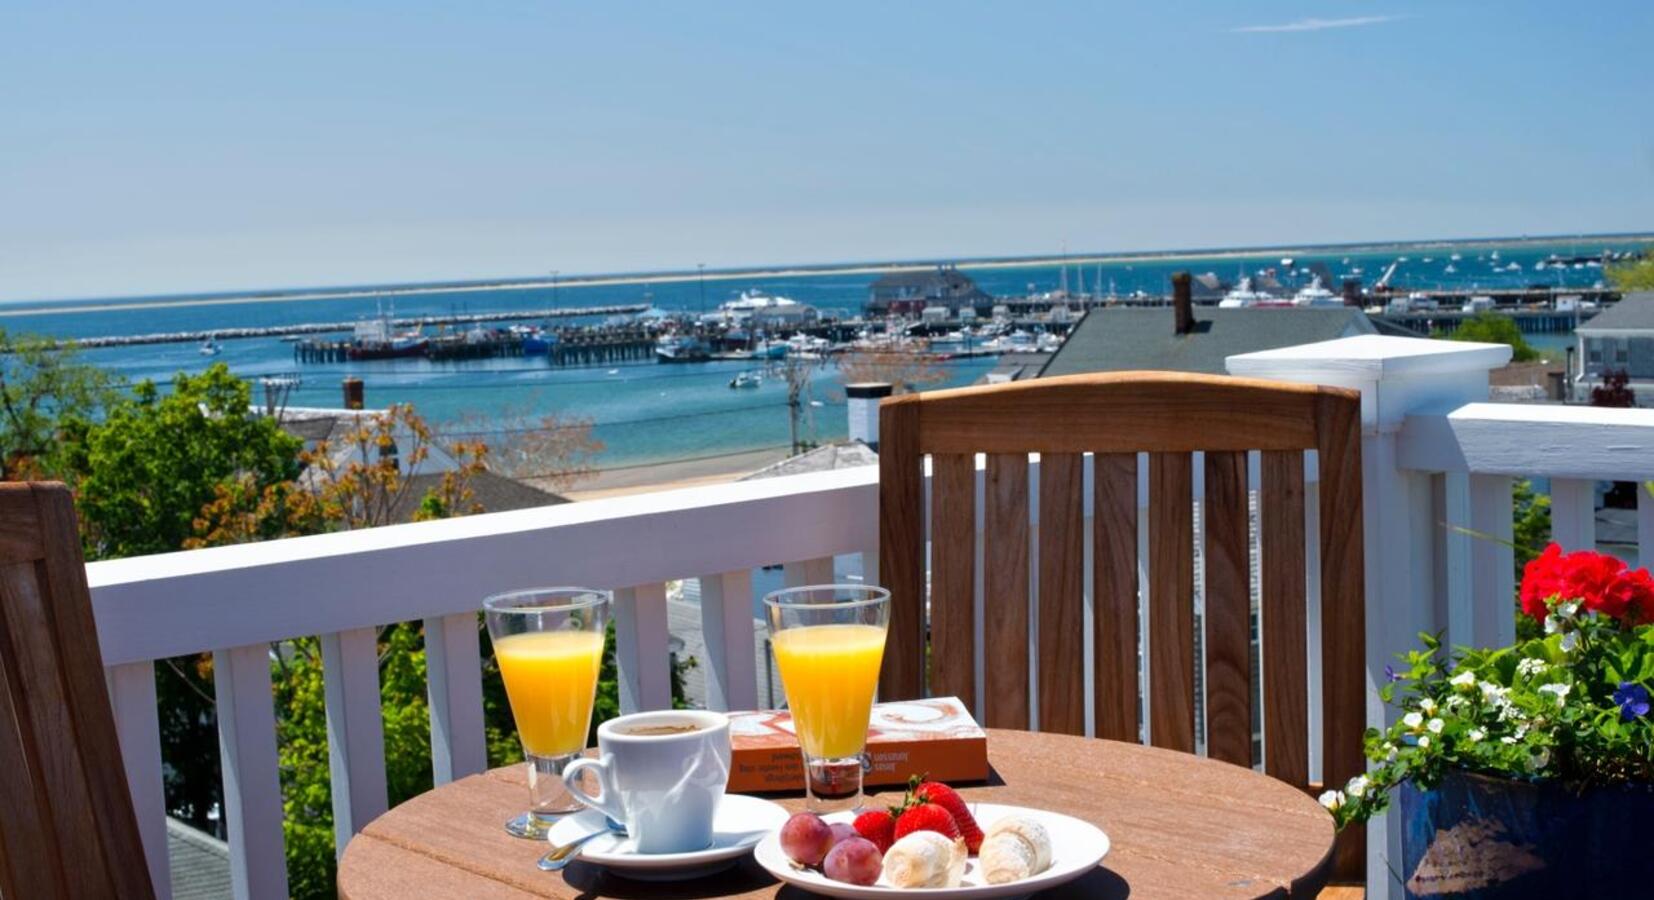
[{"left": 561, "top": 710, "right": 732, "bottom": 854}]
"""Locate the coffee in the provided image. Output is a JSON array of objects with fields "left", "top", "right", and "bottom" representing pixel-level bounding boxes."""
[{"left": 618, "top": 723, "right": 703, "bottom": 736}]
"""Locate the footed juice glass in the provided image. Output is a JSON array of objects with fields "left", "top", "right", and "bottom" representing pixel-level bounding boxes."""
[
  {"left": 763, "top": 584, "right": 890, "bottom": 812},
  {"left": 484, "top": 587, "right": 609, "bottom": 839}
]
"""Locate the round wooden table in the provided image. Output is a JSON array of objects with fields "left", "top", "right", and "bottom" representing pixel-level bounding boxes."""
[{"left": 339, "top": 729, "right": 1335, "bottom": 899}]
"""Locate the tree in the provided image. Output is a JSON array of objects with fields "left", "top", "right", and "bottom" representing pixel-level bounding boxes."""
[
  {"left": 453, "top": 406, "right": 604, "bottom": 492},
  {"left": 1591, "top": 369, "right": 1636, "bottom": 408},
  {"left": 1607, "top": 248, "right": 1654, "bottom": 291},
  {"left": 0, "top": 329, "right": 121, "bottom": 479},
  {"left": 1446, "top": 312, "right": 1539, "bottom": 362},
  {"left": 60, "top": 364, "right": 304, "bottom": 559},
  {"left": 778, "top": 354, "right": 818, "bottom": 455},
  {"left": 836, "top": 349, "right": 947, "bottom": 395}
]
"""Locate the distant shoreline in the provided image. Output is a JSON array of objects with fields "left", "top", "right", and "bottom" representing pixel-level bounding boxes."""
[{"left": 3, "top": 230, "right": 1649, "bottom": 317}]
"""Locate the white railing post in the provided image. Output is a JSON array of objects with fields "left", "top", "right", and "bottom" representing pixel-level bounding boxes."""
[
  {"left": 106, "top": 661, "right": 171, "bottom": 899},
  {"left": 1229, "top": 334, "right": 1510, "bottom": 898},
  {"left": 424, "top": 612, "right": 487, "bottom": 785},
  {"left": 214, "top": 643, "right": 289, "bottom": 900},
  {"left": 783, "top": 557, "right": 836, "bottom": 587},
  {"left": 613, "top": 583, "right": 673, "bottom": 713},
  {"left": 698, "top": 570, "right": 758, "bottom": 712},
  {"left": 1550, "top": 478, "right": 1597, "bottom": 550},
  {"left": 320, "top": 626, "right": 389, "bottom": 854}
]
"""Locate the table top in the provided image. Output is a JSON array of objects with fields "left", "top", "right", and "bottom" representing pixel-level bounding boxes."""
[{"left": 338, "top": 729, "right": 1334, "bottom": 899}]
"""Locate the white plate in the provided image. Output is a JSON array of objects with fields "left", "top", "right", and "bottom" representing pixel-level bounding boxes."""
[
  {"left": 754, "top": 802, "right": 1110, "bottom": 898},
  {"left": 544, "top": 794, "right": 789, "bottom": 881}
]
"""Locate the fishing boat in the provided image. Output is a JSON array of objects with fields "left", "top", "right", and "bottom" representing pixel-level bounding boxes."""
[
  {"left": 199, "top": 338, "right": 221, "bottom": 356},
  {"left": 655, "top": 334, "right": 711, "bottom": 363},
  {"left": 729, "top": 370, "right": 762, "bottom": 389}
]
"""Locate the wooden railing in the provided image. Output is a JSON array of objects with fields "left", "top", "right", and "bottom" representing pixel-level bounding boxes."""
[{"left": 90, "top": 334, "right": 1652, "bottom": 900}]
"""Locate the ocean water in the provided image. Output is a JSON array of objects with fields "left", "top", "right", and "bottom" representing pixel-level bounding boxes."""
[{"left": 0, "top": 237, "right": 1636, "bottom": 467}]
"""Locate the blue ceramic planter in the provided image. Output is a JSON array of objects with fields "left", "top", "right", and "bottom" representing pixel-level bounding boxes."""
[{"left": 1399, "top": 769, "right": 1654, "bottom": 898}]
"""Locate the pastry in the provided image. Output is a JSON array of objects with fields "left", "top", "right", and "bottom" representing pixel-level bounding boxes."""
[
  {"left": 980, "top": 815, "right": 1053, "bottom": 884},
  {"left": 881, "top": 831, "right": 967, "bottom": 888}
]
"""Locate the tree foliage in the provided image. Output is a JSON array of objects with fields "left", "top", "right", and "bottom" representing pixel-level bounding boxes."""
[
  {"left": 836, "top": 350, "right": 948, "bottom": 396},
  {"left": 1607, "top": 249, "right": 1654, "bottom": 291},
  {"left": 1591, "top": 369, "right": 1637, "bottom": 408},
  {"left": 0, "top": 329, "right": 121, "bottom": 479},
  {"left": 1447, "top": 312, "right": 1539, "bottom": 362}
]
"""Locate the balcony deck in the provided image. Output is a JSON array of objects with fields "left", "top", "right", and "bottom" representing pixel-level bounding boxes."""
[{"left": 82, "top": 335, "right": 1654, "bottom": 899}]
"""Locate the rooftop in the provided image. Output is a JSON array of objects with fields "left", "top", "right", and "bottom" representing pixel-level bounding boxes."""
[
  {"left": 1040, "top": 307, "right": 1375, "bottom": 377},
  {"left": 1576, "top": 291, "right": 1654, "bottom": 334}
]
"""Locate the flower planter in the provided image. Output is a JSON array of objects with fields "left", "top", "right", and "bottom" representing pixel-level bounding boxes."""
[{"left": 1400, "top": 768, "right": 1654, "bottom": 897}]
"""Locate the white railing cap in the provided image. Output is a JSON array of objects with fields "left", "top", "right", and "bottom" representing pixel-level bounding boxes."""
[{"left": 1226, "top": 335, "right": 1512, "bottom": 383}]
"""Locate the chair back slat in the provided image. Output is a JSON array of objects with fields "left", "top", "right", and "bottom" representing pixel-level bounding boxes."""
[
  {"left": 1091, "top": 452, "right": 1139, "bottom": 742},
  {"left": 1259, "top": 450, "right": 1310, "bottom": 787},
  {"left": 879, "top": 371, "right": 1368, "bottom": 883},
  {"left": 1035, "top": 453, "right": 1085, "bottom": 735},
  {"left": 1202, "top": 450, "right": 1253, "bottom": 768},
  {"left": 0, "top": 483, "right": 155, "bottom": 900},
  {"left": 1315, "top": 394, "right": 1368, "bottom": 879},
  {"left": 980, "top": 453, "right": 1030, "bottom": 729},
  {"left": 1147, "top": 451, "right": 1196, "bottom": 751},
  {"left": 928, "top": 453, "right": 977, "bottom": 711},
  {"left": 877, "top": 401, "right": 925, "bottom": 700}
]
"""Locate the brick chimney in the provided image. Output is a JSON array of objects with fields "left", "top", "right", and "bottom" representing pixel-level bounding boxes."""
[
  {"left": 342, "top": 377, "right": 364, "bottom": 410},
  {"left": 1172, "top": 272, "right": 1195, "bottom": 335}
]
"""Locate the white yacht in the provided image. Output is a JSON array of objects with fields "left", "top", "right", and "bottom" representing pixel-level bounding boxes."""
[
  {"left": 1218, "top": 277, "right": 1277, "bottom": 308},
  {"left": 716, "top": 290, "right": 816, "bottom": 326},
  {"left": 1291, "top": 278, "right": 1344, "bottom": 308}
]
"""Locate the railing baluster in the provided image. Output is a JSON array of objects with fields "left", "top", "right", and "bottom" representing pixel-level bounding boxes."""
[
  {"left": 424, "top": 612, "right": 487, "bottom": 785},
  {"left": 698, "top": 570, "right": 758, "bottom": 711},
  {"left": 213, "top": 643, "right": 288, "bottom": 900},
  {"left": 1640, "top": 484, "right": 1654, "bottom": 570},
  {"left": 105, "top": 661, "right": 171, "bottom": 899},
  {"left": 613, "top": 584, "right": 672, "bottom": 713},
  {"left": 320, "top": 627, "right": 388, "bottom": 855},
  {"left": 783, "top": 557, "right": 835, "bottom": 587},
  {"left": 1469, "top": 474, "right": 1516, "bottom": 649},
  {"left": 1551, "top": 478, "right": 1596, "bottom": 550}
]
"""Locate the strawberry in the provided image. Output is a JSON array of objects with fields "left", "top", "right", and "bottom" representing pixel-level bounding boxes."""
[
  {"left": 852, "top": 809, "right": 896, "bottom": 854},
  {"left": 892, "top": 801, "right": 961, "bottom": 843},
  {"left": 912, "top": 780, "right": 984, "bottom": 852}
]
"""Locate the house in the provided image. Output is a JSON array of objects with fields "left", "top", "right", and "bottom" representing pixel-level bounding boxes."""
[
  {"left": 867, "top": 265, "right": 993, "bottom": 317},
  {"left": 1039, "top": 283, "right": 1376, "bottom": 377},
  {"left": 1573, "top": 291, "right": 1654, "bottom": 404}
]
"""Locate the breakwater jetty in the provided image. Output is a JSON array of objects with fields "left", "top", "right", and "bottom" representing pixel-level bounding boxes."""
[{"left": 24, "top": 304, "right": 650, "bottom": 350}]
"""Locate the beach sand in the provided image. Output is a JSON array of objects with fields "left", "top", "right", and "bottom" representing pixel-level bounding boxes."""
[{"left": 551, "top": 446, "right": 792, "bottom": 501}]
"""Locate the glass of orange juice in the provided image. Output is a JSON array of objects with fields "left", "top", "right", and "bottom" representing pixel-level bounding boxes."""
[
  {"left": 763, "top": 584, "right": 890, "bottom": 812},
  {"left": 484, "top": 587, "right": 609, "bottom": 839}
]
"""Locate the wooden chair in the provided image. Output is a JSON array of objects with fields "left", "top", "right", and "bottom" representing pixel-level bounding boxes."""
[
  {"left": 878, "top": 371, "right": 1366, "bottom": 883},
  {"left": 0, "top": 483, "right": 155, "bottom": 899}
]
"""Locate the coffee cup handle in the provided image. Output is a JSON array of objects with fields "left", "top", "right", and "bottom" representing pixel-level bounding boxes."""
[{"left": 562, "top": 755, "right": 626, "bottom": 826}]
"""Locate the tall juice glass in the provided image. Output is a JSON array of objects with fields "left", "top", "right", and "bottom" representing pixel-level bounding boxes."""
[
  {"left": 484, "top": 587, "right": 609, "bottom": 839},
  {"left": 763, "top": 584, "right": 890, "bottom": 812}
]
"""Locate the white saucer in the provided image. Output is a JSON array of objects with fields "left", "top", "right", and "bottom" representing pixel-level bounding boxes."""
[
  {"left": 545, "top": 794, "right": 789, "bottom": 881},
  {"left": 754, "top": 802, "right": 1111, "bottom": 898}
]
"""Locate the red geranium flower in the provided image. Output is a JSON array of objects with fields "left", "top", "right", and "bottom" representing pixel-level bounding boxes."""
[
  {"left": 1605, "top": 567, "right": 1654, "bottom": 624},
  {"left": 1520, "top": 543, "right": 1567, "bottom": 621},
  {"left": 1566, "top": 550, "right": 1627, "bottom": 617}
]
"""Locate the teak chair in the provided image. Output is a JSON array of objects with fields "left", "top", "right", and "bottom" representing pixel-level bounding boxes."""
[
  {"left": 878, "top": 371, "right": 1366, "bottom": 882},
  {"left": 0, "top": 482, "right": 154, "bottom": 899}
]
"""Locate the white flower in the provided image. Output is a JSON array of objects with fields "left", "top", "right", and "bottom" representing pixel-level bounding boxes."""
[
  {"left": 1403, "top": 711, "right": 1424, "bottom": 730},
  {"left": 1479, "top": 681, "right": 1508, "bottom": 703},
  {"left": 1560, "top": 631, "right": 1580, "bottom": 654},
  {"left": 1419, "top": 697, "right": 1438, "bottom": 716},
  {"left": 1419, "top": 735, "right": 1431, "bottom": 749},
  {"left": 1345, "top": 775, "right": 1369, "bottom": 798},
  {"left": 1517, "top": 658, "right": 1546, "bottom": 679},
  {"left": 1557, "top": 600, "right": 1581, "bottom": 619},
  {"left": 1445, "top": 695, "right": 1468, "bottom": 711},
  {"left": 1318, "top": 789, "right": 1346, "bottom": 812},
  {"left": 1383, "top": 742, "right": 1399, "bottom": 763},
  {"left": 1528, "top": 748, "right": 1550, "bottom": 772},
  {"left": 1427, "top": 717, "right": 1445, "bottom": 734},
  {"left": 1450, "top": 671, "right": 1476, "bottom": 691},
  {"left": 1537, "top": 683, "right": 1571, "bottom": 708},
  {"left": 1501, "top": 735, "right": 1519, "bottom": 745},
  {"left": 1544, "top": 615, "right": 1561, "bottom": 634},
  {"left": 1467, "top": 728, "right": 1486, "bottom": 742}
]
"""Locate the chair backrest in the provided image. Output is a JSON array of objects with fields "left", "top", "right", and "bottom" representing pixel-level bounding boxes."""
[
  {"left": 0, "top": 483, "right": 154, "bottom": 900},
  {"left": 878, "top": 371, "right": 1365, "bottom": 879}
]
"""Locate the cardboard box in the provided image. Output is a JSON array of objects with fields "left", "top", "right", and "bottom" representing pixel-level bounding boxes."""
[{"left": 728, "top": 697, "right": 987, "bottom": 794}]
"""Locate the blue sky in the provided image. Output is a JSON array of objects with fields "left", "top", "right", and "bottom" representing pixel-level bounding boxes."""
[{"left": 3, "top": 2, "right": 1650, "bottom": 301}]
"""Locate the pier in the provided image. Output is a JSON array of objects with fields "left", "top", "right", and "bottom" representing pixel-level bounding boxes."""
[{"left": 30, "top": 304, "right": 650, "bottom": 350}]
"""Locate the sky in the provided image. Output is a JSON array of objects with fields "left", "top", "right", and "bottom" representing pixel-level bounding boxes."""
[{"left": 3, "top": 2, "right": 1651, "bottom": 302}]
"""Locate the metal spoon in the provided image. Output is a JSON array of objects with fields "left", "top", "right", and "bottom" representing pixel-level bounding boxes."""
[{"left": 537, "top": 821, "right": 625, "bottom": 872}]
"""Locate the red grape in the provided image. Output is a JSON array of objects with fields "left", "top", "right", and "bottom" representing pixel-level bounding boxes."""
[
  {"left": 828, "top": 822, "right": 857, "bottom": 847},
  {"left": 780, "top": 812, "right": 835, "bottom": 866},
  {"left": 823, "top": 836, "right": 882, "bottom": 886}
]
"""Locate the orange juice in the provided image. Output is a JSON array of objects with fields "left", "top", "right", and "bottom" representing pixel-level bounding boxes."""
[
  {"left": 494, "top": 630, "right": 605, "bottom": 756},
  {"left": 771, "top": 623, "right": 887, "bottom": 758}
]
